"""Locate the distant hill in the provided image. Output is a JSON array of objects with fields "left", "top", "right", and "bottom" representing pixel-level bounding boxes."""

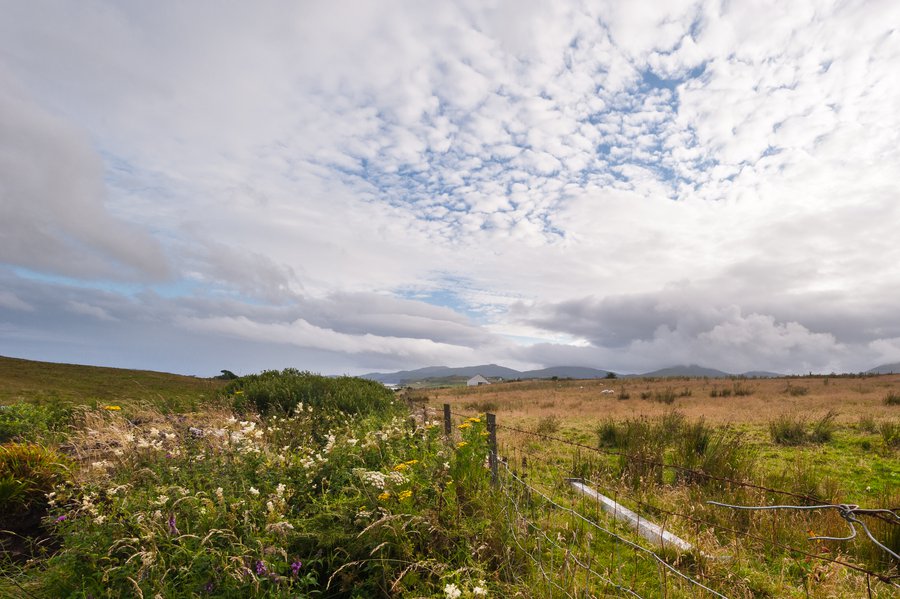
[
  {"left": 360, "top": 364, "right": 522, "bottom": 385},
  {"left": 361, "top": 364, "right": 612, "bottom": 385},
  {"left": 739, "top": 370, "right": 783, "bottom": 378},
  {"left": 867, "top": 362, "right": 900, "bottom": 374},
  {"left": 632, "top": 364, "right": 731, "bottom": 378},
  {"left": 519, "top": 366, "right": 612, "bottom": 379},
  {"left": 0, "top": 355, "right": 224, "bottom": 409}
]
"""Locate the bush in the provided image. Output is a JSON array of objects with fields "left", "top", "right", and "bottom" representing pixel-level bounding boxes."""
[
  {"left": 653, "top": 388, "right": 676, "bottom": 404},
  {"left": 535, "top": 415, "right": 560, "bottom": 435},
  {"left": 884, "top": 392, "right": 900, "bottom": 406},
  {"left": 880, "top": 421, "right": 900, "bottom": 449},
  {"left": 226, "top": 369, "right": 397, "bottom": 418},
  {"left": 809, "top": 410, "right": 838, "bottom": 443},
  {"left": 0, "top": 402, "right": 69, "bottom": 443},
  {"left": 596, "top": 420, "right": 620, "bottom": 448},
  {"left": 769, "top": 415, "right": 807, "bottom": 446},
  {"left": 784, "top": 384, "right": 809, "bottom": 396},
  {"left": 617, "top": 391, "right": 630, "bottom": 400},
  {"left": 463, "top": 400, "right": 498, "bottom": 413}
]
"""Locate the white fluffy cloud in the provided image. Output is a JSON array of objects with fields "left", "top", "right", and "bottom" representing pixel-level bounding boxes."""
[{"left": 1, "top": 0, "right": 898, "bottom": 375}]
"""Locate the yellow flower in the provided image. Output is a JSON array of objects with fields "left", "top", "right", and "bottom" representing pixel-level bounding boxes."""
[
  {"left": 467, "top": 417, "right": 481, "bottom": 423},
  {"left": 458, "top": 422, "right": 471, "bottom": 430},
  {"left": 393, "top": 463, "right": 408, "bottom": 471},
  {"left": 404, "top": 459, "right": 419, "bottom": 466},
  {"left": 457, "top": 441, "right": 468, "bottom": 448},
  {"left": 234, "top": 390, "right": 244, "bottom": 396},
  {"left": 398, "top": 490, "right": 412, "bottom": 500},
  {"left": 480, "top": 431, "right": 489, "bottom": 437},
  {"left": 378, "top": 491, "right": 390, "bottom": 501},
  {"left": 103, "top": 405, "right": 122, "bottom": 411}
]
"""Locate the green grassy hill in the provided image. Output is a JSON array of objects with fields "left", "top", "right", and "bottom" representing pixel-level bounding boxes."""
[{"left": 0, "top": 355, "right": 224, "bottom": 411}]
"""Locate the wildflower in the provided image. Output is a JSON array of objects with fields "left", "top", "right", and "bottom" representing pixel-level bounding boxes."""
[
  {"left": 155, "top": 495, "right": 169, "bottom": 506},
  {"left": 290, "top": 560, "right": 302, "bottom": 576},
  {"left": 168, "top": 513, "right": 179, "bottom": 535},
  {"left": 103, "top": 405, "right": 122, "bottom": 411},
  {"left": 55, "top": 515, "right": 67, "bottom": 523},
  {"left": 275, "top": 483, "right": 286, "bottom": 497},
  {"left": 398, "top": 490, "right": 412, "bottom": 500},
  {"left": 378, "top": 491, "right": 391, "bottom": 501},
  {"left": 473, "top": 585, "right": 488, "bottom": 596},
  {"left": 404, "top": 459, "right": 419, "bottom": 466},
  {"left": 458, "top": 422, "right": 471, "bottom": 430},
  {"left": 347, "top": 438, "right": 358, "bottom": 446},
  {"left": 94, "top": 515, "right": 106, "bottom": 524},
  {"left": 444, "top": 582, "right": 462, "bottom": 599},
  {"left": 249, "top": 487, "right": 260, "bottom": 496},
  {"left": 457, "top": 441, "right": 468, "bottom": 448},
  {"left": 392, "top": 463, "right": 408, "bottom": 471},
  {"left": 234, "top": 390, "right": 244, "bottom": 396},
  {"left": 467, "top": 417, "right": 481, "bottom": 423},
  {"left": 255, "top": 560, "right": 267, "bottom": 576}
]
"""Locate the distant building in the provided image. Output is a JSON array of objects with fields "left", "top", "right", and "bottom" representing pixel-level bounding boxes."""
[{"left": 467, "top": 374, "right": 491, "bottom": 387}]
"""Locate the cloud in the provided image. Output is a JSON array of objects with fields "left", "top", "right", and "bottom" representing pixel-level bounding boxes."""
[
  {"left": 1, "top": 1, "right": 899, "bottom": 375},
  {"left": 0, "top": 291, "right": 33, "bottom": 312},
  {"left": 0, "top": 66, "right": 168, "bottom": 280}
]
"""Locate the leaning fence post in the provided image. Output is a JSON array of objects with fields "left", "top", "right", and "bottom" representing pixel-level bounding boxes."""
[
  {"left": 487, "top": 412, "right": 498, "bottom": 485},
  {"left": 443, "top": 403, "right": 451, "bottom": 437}
]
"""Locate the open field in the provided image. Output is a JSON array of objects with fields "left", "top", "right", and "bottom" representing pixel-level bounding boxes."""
[
  {"left": 426, "top": 374, "right": 900, "bottom": 424},
  {"left": 2, "top": 359, "right": 898, "bottom": 597}
]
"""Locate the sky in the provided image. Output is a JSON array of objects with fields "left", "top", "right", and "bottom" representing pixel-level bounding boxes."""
[{"left": 2, "top": 0, "right": 900, "bottom": 377}]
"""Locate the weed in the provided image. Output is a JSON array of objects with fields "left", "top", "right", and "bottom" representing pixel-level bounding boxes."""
[
  {"left": 769, "top": 415, "right": 808, "bottom": 445},
  {"left": 784, "top": 384, "right": 809, "bottom": 396},
  {"left": 809, "top": 410, "right": 838, "bottom": 443},
  {"left": 535, "top": 415, "right": 560, "bottom": 434},
  {"left": 617, "top": 391, "right": 630, "bottom": 400},
  {"left": 653, "top": 387, "right": 676, "bottom": 404},
  {"left": 856, "top": 415, "right": 877, "bottom": 433},
  {"left": 463, "top": 400, "right": 498, "bottom": 413},
  {"left": 884, "top": 392, "right": 900, "bottom": 406},
  {"left": 639, "top": 391, "right": 652, "bottom": 400},
  {"left": 880, "top": 421, "right": 900, "bottom": 449}
]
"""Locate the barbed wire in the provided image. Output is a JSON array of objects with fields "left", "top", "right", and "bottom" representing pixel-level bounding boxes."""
[
  {"left": 497, "top": 466, "right": 646, "bottom": 598},
  {"left": 435, "top": 404, "right": 900, "bottom": 585},
  {"left": 500, "top": 461, "right": 730, "bottom": 598},
  {"left": 707, "top": 501, "right": 900, "bottom": 562},
  {"left": 579, "top": 478, "right": 900, "bottom": 585}
]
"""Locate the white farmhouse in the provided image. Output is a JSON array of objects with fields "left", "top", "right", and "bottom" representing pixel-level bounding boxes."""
[{"left": 467, "top": 374, "right": 491, "bottom": 387}]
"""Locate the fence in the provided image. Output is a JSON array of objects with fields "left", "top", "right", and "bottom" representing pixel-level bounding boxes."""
[{"left": 424, "top": 403, "right": 899, "bottom": 598}]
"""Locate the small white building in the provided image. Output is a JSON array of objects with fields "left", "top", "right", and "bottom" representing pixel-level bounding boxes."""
[{"left": 467, "top": 374, "right": 491, "bottom": 387}]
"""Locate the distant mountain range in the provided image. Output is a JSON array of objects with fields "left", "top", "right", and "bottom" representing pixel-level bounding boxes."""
[
  {"left": 360, "top": 363, "right": 783, "bottom": 385},
  {"left": 867, "top": 362, "right": 900, "bottom": 374}
]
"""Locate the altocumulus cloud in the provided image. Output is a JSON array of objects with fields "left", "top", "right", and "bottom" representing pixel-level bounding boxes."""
[{"left": 1, "top": 0, "right": 899, "bottom": 375}]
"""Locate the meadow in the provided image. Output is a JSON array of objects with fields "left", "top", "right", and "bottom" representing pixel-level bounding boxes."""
[{"left": 1, "top": 357, "right": 898, "bottom": 597}]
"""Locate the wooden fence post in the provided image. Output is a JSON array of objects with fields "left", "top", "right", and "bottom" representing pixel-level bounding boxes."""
[
  {"left": 443, "top": 404, "right": 451, "bottom": 437},
  {"left": 487, "top": 412, "right": 498, "bottom": 485}
]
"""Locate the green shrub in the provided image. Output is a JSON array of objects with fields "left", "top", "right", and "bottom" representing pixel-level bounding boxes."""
[
  {"left": 596, "top": 420, "right": 620, "bottom": 448},
  {"left": 535, "top": 415, "right": 560, "bottom": 434},
  {"left": 0, "top": 443, "right": 69, "bottom": 545},
  {"left": 856, "top": 415, "right": 877, "bottom": 433},
  {"left": 809, "top": 410, "right": 838, "bottom": 443},
  {"left": 884, "top": 392, "right": 900, "bottom": 406},
  {"left": 226, "top": 369, "right": 397, "bottom": 418},
  {"left": 639, "top": 391, "right": 652, "bottom": 400},
  {"left": 880, "top": 421, "right": 899, "bottom": 449},
  {"left": 672, "top": 420, "right": 754, "bottom": 488},
  {"left": 0, "top": 402, "right": 69, "bottom": 443},
  {"left": 769, "top": 415, "right": 807, "bottom": 445}
]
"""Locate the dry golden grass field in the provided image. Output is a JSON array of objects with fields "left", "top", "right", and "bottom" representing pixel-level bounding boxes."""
[{"left": 425, "top": 374, "right": 900, "bottom": 426}]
